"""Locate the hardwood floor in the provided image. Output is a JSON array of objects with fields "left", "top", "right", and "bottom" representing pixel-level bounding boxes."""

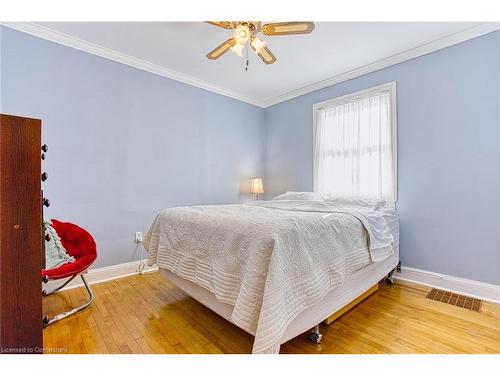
[{"left": 42, "top": 272, "right": 500, "bottom": 354}]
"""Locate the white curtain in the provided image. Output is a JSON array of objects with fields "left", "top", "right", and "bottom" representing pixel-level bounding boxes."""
[{"left": 313, "top": 90, "right": 395, "bottom": 202}]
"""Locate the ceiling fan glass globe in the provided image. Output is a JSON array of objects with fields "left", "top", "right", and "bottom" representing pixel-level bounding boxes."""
[
  {"left": 251, "top": 37, "right": 267, "bottom": 54},
  {"left": 230, "top": 42, "right": 245, "bottom": 57},
  {"left": 233, "top": 24, "right": 251, "bottom": 44}
]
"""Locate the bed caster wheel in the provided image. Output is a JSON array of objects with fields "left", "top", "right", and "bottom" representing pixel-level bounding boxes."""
[
  {"left": 42, "top": 315, "right": 50, "bottom": 329},
  {"left": 386, "top": 269, "right": 395, "bottom": 285},
  {"left": 309, "top": 332, "right": 322, "bottom": 344}
]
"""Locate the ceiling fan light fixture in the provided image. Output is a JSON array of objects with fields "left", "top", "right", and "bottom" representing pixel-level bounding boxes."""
[
  {"left": 206, "top": 21, "right": 315, "bottom": 66},
  {"left": 230, "top": 42, "right": 245, "bottom": 57},
  {"left": 233, "top": 24, "right": 251, "bottom": 44},
  {"left": 250, "top": 36, "right": 267, "bottom": 54}
]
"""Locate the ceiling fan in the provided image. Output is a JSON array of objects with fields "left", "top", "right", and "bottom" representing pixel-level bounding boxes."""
[{"left": 206, "top": 21, "right": 315, "bottom": 65}]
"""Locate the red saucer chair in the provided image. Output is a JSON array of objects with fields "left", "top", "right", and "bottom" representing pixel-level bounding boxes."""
[{"left": 42, "top": 219, "right": 97, "bottom": 327}]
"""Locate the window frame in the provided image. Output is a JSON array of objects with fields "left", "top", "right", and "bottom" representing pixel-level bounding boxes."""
[{"left": 312, "top": 81, "right": 398, "bottom": 201}]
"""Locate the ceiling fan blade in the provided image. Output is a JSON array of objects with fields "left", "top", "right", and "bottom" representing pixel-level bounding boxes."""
[
  {"left": 251, "top": 44, "right": 277, "bottom": 65},
  {"left": 261, "top": 22, "right": 315, "bottom": 36},
  {"left": 207, "top": 38, "right": 237, "bottom": 60},
  {"left": 206, "top": 21, "right": 234, "bottom": 30}
]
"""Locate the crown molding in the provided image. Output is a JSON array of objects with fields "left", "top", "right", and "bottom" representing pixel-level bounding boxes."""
[
  {"left": 262, "top": 23, "right": 500, "bottom": 107},
  {"left": 3, "top": 22, "right": 499, "bottom": 109},
  {"left": 1, "top": 22, "right": 266, "bottom": 108}
]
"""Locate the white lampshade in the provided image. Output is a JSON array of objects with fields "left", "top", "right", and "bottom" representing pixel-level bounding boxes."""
[{"left": 249, "top": 177, "right": 264, "bottom": 194}]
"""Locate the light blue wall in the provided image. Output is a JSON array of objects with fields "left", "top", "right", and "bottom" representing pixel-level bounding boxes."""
[
  {"left": 1, "top": 27, "right": 265, "bottom": 268},
  {"left": 2, "top": 26, "right": 499, "bottom": 284},
  {"left": 264, "top": 31, "right": 500, "bottom": 284}
]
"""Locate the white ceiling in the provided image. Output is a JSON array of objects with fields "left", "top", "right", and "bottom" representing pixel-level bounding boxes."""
[{"left": 22, "top": 22, "right": 498, "bottom": 106}]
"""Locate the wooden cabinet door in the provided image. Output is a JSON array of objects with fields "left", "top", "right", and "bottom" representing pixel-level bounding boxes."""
[{"left": 0, "top": 114, "right": 43, "bottom": 353}]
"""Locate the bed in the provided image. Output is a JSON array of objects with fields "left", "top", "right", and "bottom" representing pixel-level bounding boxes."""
[{"left": 144, "top": 198, "right": 399, "bottom": 354}]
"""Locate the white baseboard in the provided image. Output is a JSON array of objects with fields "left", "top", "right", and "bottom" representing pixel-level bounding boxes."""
[
  {"left": 44, "top": 260, "right": 158, "bottom": 292},
  {"left": 395, "top": 266, "right": 500, "bottom": 304},
  {"left": 45, "top": 260, "right": 500, "bottom": 305}
]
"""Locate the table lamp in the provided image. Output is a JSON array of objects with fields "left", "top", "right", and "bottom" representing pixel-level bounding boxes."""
[{"left": 249, "top": 177, "right": 264, "bottom": 200}]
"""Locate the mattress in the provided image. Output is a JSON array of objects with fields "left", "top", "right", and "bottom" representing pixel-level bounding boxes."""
[{"left": 382, "top": 207, "right": 399, "bottom": 248}]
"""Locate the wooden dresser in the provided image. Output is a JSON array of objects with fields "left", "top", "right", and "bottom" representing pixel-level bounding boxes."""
[{"left": 0, "top": 114, "right": 44, "bottom": 353}]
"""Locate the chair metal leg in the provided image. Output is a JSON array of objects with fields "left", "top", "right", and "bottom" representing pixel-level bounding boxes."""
[
  {"left": 42, "top": 274, "right": 77, "bottom": 296},
  {"left": 43, "top": 274, "right": 94, "bottom": 328}
]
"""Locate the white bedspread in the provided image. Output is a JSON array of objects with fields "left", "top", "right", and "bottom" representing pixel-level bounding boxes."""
[{"left": 143, "top": 200, "right": 394, "bottom": 354}]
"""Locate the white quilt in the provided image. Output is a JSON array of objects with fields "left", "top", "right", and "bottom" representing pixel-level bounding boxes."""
[{"left": 143, "top": 200, "right": 394, "bottom": 354}]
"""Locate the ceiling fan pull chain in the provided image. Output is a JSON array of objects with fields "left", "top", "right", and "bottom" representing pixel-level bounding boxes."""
[{"left": 245, "top": 45, "right": 249, "bottom": 72}]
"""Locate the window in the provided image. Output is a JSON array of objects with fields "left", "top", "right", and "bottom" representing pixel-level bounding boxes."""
[{"left": 313, "top": 82, "right": 397, "bottom": 202}]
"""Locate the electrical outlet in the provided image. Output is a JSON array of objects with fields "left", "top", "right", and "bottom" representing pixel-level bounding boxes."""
[{"left": 135, "top": 231, "right": 143, "bottom": 243}]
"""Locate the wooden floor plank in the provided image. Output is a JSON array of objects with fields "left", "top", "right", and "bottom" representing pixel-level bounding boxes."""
[{"left": 42, "top": 272, "right": 500, "bottom": 354}]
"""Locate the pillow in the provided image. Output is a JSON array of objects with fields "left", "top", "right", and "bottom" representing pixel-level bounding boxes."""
[
  {"left": 323, "top": 196, "right": 389, "bottom": 209},
  {"left": 44, "top": 219, "right": 75, "bottom": 270},
  {"left": 272, "top": 191, "right": 323, "bottom": 201}
]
